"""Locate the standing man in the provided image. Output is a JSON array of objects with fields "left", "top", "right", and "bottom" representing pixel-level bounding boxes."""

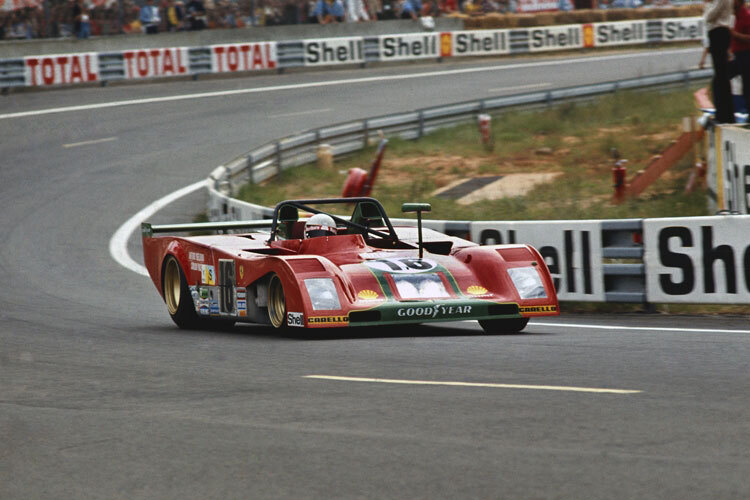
[
  {"left": 705, "top": 0, "right": 735, "bottom": 122},
  {"left": 730, "top": 0, "right": 750, "bottom": 113},
  {"left": 140, "top": 0, "right": 161, "bottom": 33}
]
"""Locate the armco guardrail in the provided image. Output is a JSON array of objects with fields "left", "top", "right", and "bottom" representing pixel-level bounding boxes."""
[
  {"left": 1, "top": 16, "right": 703, "bottom": 89},
  {"left": 200, "top": 69, "right": 750, "bottom": 306},
  {"left": 210, "top": 69, "right": 712, "bottom": 196}
]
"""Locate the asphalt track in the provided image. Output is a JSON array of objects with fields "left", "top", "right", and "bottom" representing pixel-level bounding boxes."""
[{"left": 2, "top": 47, "right": 749, "bottom": 499}]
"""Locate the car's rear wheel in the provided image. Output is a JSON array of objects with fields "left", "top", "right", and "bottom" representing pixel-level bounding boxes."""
[
  {"left": 478, "top": 318, "right": 529, "bottom": 334},
  {"left": 163, "top": 256, "right": 206, "bottom": 329},
  {"left": 268, "top": 274, "right": 286, "bottom": 329}
]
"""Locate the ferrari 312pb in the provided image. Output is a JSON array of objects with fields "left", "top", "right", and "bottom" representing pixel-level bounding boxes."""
[{"left": 141, "top": 198, "right": 559, "bottom": 333}]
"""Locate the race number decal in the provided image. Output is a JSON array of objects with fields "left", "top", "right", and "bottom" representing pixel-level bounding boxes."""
[{"left": 364, "top": 258, "right": 437, "bottom": 273}]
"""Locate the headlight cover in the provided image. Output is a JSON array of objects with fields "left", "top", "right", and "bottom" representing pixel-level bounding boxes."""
[
  {"left": 304, "top": 278, "right": 342, "bottom": 311},
  {"left": 507, "top": 267, "right": 547, "bottom": 299},
  {"left": 393, "top": 273, "right": 450, "bottom": 299}
]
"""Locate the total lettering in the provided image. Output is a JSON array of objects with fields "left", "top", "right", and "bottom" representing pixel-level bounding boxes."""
[
  {"left": 25, "top": 54, "right": 98, "bottom": 86},
  {"left": 122, "top": 49, "right": 188, "bottom": 79}
]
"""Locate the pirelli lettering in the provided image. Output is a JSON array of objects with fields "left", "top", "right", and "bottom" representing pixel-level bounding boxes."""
[
  {"left": 309, "top": 315, "right": 349, "bottom": 324},
  {"left": 520, "top": 305, "right": 558, "bottom": 314}
]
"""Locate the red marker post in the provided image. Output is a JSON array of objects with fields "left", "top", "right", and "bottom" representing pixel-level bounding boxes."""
[{"left": 477, "top": 114, "right": 493, "bottom": 151}]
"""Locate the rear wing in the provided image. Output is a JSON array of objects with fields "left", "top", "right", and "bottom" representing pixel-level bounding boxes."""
[{"left": 141, "top": 220, "right": 273, "bottom": 238}]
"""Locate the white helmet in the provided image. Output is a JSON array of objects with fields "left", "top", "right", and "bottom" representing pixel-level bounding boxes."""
[{"left": 304, "top": 213, "right": 337, "bottom": 239}]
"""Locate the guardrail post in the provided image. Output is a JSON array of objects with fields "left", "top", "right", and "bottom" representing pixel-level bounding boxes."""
[
  {"left": 545, "top": 92, "right": 552, "bottom": 107},
  {"left": 363, "top": 119, "right": 369, "bottom": 148},
  {"left": 276, "top": 141, "right": 282, "bottom": 175},
  {"left": 246, "top": 153, "right": 254, "bottom": 185},
  {"left": 418, "top": 111, "right": 425, "bottom": 139}
]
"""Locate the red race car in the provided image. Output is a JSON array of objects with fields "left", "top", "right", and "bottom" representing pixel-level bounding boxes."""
[{"left": 141, "top": 197, "right": 559, "bottom": 333}]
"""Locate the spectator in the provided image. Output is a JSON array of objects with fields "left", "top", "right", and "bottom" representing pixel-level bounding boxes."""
[
  {"left": 165, "top": 0, "right": 185, "bottom": 30},
  {"left": 705, "top": 0, "right": 735, "bottom": 122},
  {"left": 346, "top": 0, "right": 371, "bottom": 20},
  {"left": 140, "top": 0, "right": 161, "bottom": 33},
  {"left": 310, "top": 0, "right": 331, "bottom": 22},
  {"left": 72, "top": 0, "right": 83, "bottom": 36},
  {"left": 729, "top": 0, "right": 750, "bottom": 111},
  {"left": 186, "top": 0, "right": 207, "bottom": 29},
  {"left": 78, "top": 5, "right": 91, "bottom": 38},
  {"left": 399, "top": 0, "right": 421, "bottom": 19},
  {"left": 329, "top": 0, "right": 345, "bottom": 21}
]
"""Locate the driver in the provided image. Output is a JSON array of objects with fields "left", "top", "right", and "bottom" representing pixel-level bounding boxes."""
[{"left": 304, "top": 213, "right": 338, "bottom": 239}]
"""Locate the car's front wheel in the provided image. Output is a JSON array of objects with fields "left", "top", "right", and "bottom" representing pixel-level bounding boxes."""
[{"left": 478, "top": 318, "right": 529, "bottom": 334}]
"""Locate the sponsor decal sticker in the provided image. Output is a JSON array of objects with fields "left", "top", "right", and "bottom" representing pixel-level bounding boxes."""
[
  {"left": 201, "top": 265, "right": 216, "bottom": 285},
  {"left": 239, "top": 265, "right": 244, "bottom": 279},
  {"left": 466, "top": 285, "right": 488, "bottom": 295},
  {"left": 199, "top": 287, "right": 209, "bottom": 299},
  {"left": 237, "top": 299, "right": 247, "bottom": 317},
  {"left": 396, "top": 304, "right": 473, "bottom": 319},
  {"left": 287, "top": 312, "right": 304, "bottom": 327},
  {"left": 583, "top": 24, "right": 595, "bottom": 48},
  {"left": 209, "top": 300, "right": 220, "bottom": 315},
  {"left": 519, "top": 305, "right": 557, "bottom": 314},
  {"left": 189, "top": 252, "right": 205, "bottom": 262},
  {"left": 199, "top": 303, "right": 210, "bottom": 316},
  {"left": 358, "top": 289, "right": 380, "bottom": 300},
  {"left": 309, "top": 315, "right": 349, "bottom": 325}
]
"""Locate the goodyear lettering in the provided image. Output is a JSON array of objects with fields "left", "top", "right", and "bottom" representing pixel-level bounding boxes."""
[
  {"left": 309, "top": 315, "right": 349, "bottom": 324},
  {"left": 519, "top": 305, "right": 557, "bottom": 313},
  {"left": 396, "top": 305, "right": 472, "bottom": 318}
]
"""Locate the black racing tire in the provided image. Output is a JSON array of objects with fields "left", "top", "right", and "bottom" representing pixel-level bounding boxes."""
[
  {"left": 267, "top": 274, "right": 287, "bottom": 329},
  {"left": 162, "top": 255, "right": 208, "bottom": 330},
  {"left": 478, "top": 318, "right": 529, "bottom": 334}
]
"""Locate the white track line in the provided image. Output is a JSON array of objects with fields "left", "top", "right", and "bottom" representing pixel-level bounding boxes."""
[
  {"left": 270, "top": 108, "right": 332, "bottom": 118},
  {"left": 62, "top": 136, "right": 117, "bottom": 148},
  {"left": 109, "top": 179, "right": 207, "bottom": 276},
  {"left": 304, "top": 375, "right": 641, "bottom": 394},
  {"left": 0, "top": 48, "right": 699, "bottom": 121},
  {"left": 526, "top": 321, "right": 750, "bottom": 335}
]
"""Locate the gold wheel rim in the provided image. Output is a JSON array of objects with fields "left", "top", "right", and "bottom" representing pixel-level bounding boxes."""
[
  {"left": 164, "top": 259, "right": 181, "bottom": 315},
  {"left": 268, "top": 275, "right": 286, "bottom": 328}
]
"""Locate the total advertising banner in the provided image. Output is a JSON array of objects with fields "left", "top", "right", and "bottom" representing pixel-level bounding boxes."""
[
  {"left": 644, "top": 216, "right": 750, "bottom": 303},
  {"left": 585, "top": 20, "right": 648, "bottom": 48},
  {"left": 469, "top": 220, "right": 606, "bottom": 302},
  {"left": 211, "top": 42, "right": 277, "bottom": 73},
  {"left": 712, "top": 125, "right": 750, "bottom": 214},
  {"left": 25, "top": 53, "right": 99, "bottom": 87},
  {"left": 303, "top": 37, "right": 363, "bottom": 66},
  {"left": 378, "top": 33, "right": 439, "bottom": 61},
  {"left": 527, "top": 24, "right": 583, "bottom": 52},
  {"left": 122, "top": 47, "right": 189, "bottom": 79},
  {"left": 439, "top": 30, "right": 509, "bottom": 57}
]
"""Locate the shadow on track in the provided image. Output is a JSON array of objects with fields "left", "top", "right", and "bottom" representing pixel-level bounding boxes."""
[{"left": 147, "top": 321, "right": 557, "bottom": 341}]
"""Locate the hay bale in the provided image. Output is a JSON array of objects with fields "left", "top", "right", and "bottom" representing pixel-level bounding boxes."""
[
  {"left": 515, "top": 14, "right": 537, "bottom": 27},
  {"left": 534, "top": 13, "right": 556, "bottom": 26},
  {"left": 604, "top": 8, "right": 631, "bottom": 22}
]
